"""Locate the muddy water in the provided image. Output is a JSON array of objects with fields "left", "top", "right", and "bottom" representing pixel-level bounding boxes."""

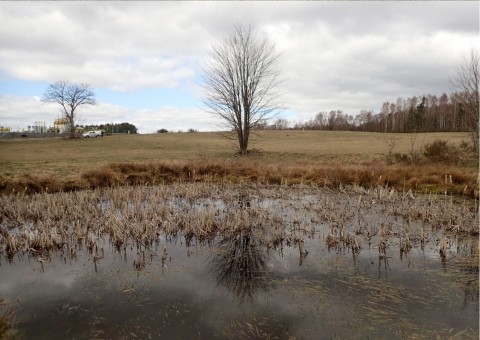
[{"left": 0, "top": 186, "right": 478, "bottom": 339}]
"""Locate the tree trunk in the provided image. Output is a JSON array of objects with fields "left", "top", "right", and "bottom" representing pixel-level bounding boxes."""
[{"left": 68, "top": 115, "right": 76, "bottom": 138}]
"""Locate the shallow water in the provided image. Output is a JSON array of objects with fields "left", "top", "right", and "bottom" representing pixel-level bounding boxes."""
[{"left": 0, "top": 185, "right": 478, "bottom": 339}]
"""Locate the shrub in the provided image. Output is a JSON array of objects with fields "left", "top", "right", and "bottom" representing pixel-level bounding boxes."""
[
  {"left": 392, "top": 152, "right": 410, "bottom": 164},
  {"left": 423, "top": 139, "right": 459, "bottom": 164}
]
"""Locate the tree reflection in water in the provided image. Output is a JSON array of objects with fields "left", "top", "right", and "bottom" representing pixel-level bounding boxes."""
[{"left": 212, "top": 227, "right": 271, "bottom": 302}]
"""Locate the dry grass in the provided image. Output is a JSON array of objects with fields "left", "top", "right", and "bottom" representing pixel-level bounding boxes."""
[
  {"left": 0, "top": 131, "right": 477, "bottom": 196},
  {"left": 0, "top": 183, "right": 477, "bottom": 265}
]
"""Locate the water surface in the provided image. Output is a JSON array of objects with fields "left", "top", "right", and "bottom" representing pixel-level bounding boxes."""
[{"left": 0, "top": 185, "right": 478, "bottom": 339}]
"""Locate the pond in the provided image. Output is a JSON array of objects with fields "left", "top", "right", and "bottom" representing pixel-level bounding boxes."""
[{"left": 0, "top": 184, "right": 478, "bottom": 339}]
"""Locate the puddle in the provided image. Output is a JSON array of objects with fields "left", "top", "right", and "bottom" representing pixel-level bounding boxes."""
[{"left": 0, "top": 184, "right": 478, "bottom": 339}]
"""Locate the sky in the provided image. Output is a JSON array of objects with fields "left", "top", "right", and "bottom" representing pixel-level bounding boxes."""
[{"left": 0, "top": 1, "right": 478, "bottom": 133}]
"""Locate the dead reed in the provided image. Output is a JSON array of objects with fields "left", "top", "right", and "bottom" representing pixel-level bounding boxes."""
[{"left": 0, "top": 183, "right": 478, "bottom": 271}]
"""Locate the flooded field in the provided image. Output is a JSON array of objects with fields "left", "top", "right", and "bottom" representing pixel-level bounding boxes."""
[{"left": 0, "top": 183, "right": 478, "bottom": 339}]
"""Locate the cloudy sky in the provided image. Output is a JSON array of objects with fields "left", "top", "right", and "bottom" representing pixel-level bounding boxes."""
[{"left": 0, "top": 1, "right": 478, "bottom": 133}]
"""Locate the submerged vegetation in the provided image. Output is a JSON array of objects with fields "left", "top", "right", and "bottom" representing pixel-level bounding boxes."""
[{"left": 0, "top": 297, "right": 17, "bottom": 339}]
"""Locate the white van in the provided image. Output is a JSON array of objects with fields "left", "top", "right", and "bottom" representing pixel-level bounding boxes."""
[{"left": 82, "top": 130, "right": 103, "bottom": 138}]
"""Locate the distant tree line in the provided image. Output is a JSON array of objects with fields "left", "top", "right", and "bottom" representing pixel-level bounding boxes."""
[
  {"left": 353, "top": 93, "right": 472, "bottom": 133},
  {"left": 81, "top": 122, "right": 138, "bottom": 134},
  {"left": 258, "top": 92, "right": 474, "bottom": 133},
  {"left": 156, "top": 128, "right": 198, "bottom": 134}
]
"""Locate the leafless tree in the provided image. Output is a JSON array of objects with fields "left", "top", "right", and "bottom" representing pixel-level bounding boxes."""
[
  {"left": 202, "top": 25, "right": 282, "bottom": 155},
  {"left": 270, "top": 118, "right": 290, "bottom": 130},
  {"left": 42, "top": 81, "right": 96, "bottom": 138},
  {"left": 450, "top": 49, "right": 479, "bottom": 154}
]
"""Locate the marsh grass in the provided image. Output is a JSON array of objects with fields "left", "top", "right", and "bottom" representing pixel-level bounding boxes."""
[
  {"left": 0, "top": 159, "right": 477, "bottom": 198},
  {"left": 0, "top": 131, "right": 477, "bottom": 197},
  {"left": 0, "top": 183, "right": 477, "bottom": 270}
]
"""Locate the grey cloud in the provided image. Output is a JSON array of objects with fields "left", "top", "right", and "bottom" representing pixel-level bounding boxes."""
[{"left": 0, "top": 1, "right": 478, "bottom": 128}]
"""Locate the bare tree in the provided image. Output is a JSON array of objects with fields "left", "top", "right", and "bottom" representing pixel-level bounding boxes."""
[
  {"left": 42, "top": 81, "right": 96, "bottom": 138},
  {"left": 450, "top": 49, "right": 479, "bottom": 154},
  {"left": 202, "top": 25, "right": 282, "bottom": 155},
  {"left": 270, "top": 118, "right": 290, "bottom": 130}
]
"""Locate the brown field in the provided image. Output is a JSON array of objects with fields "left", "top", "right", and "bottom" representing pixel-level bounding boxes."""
[{"left": 0, "top": 130, "right": 477, "bottom": 196}]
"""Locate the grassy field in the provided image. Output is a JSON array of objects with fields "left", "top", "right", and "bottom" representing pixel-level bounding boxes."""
[{"left": 0, "top": 130, "right": 477, "bottom": 196}]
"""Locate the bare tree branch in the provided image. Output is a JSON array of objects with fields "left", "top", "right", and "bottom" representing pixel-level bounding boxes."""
[
  {"left": 450, "top": 49, "right": 479, "bottom": 155},
  {"left": 42, "top": 81, "right": 96, "bottom": 138},
  {"left": 202, "top": 24, "right": 283, "bottom": 155}
]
